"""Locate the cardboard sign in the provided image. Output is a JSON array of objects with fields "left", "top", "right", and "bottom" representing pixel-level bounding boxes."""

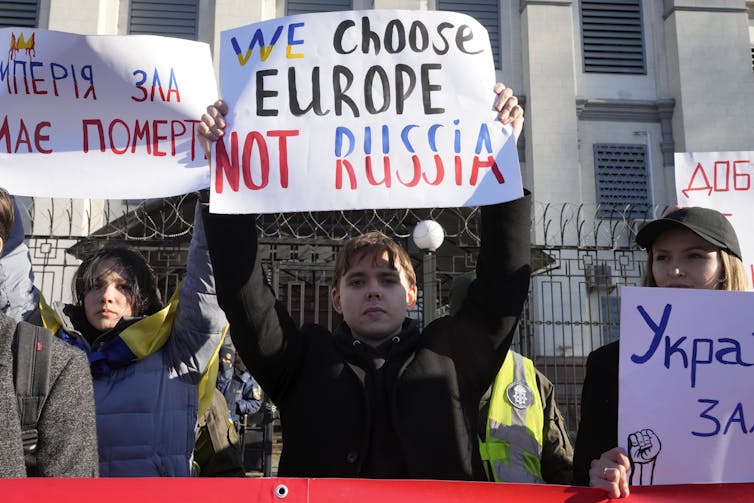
[
  {"left": 0, "top": 29, "right": 217, "bottom": 199},
  {"left": 619, "top": 286, "right": 754, "bottom": 485},
  {"left": 212, "top": 10, "right": 522, "bottom": 214},
  {"left": 675, "top": 152, "right": 753, "bottom": 289}
]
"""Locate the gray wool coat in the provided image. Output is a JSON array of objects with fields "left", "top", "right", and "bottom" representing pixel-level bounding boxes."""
[{"left": 0, "top": 312, "right": 99, "bottom": 477}]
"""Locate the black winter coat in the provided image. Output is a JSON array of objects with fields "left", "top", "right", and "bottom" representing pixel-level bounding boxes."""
[
  {"left": 203, "top": 194, "right": 531, "bottom": 480},
  {"left": 572, "top": 340, "right": 619, "bottom": 485}
]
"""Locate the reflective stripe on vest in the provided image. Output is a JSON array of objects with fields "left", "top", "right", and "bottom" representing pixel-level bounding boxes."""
[{"left": 479, "top": 351, "right": 544, "bottom": 483}]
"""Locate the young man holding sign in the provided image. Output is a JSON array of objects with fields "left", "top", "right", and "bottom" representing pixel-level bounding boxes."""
[{"left": 198, "top": 84, "right": 530, "bottom": 479}]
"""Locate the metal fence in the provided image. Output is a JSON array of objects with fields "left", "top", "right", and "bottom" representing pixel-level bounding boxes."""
[{"left": 18, "top": 195, "right": 667, "bottom": 442}]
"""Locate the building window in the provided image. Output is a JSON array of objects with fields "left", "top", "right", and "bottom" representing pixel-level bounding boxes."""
[
  {"left": 437, "top": 0, "right": 501, "bottom": 69},
  {"left": 128, "top": 0, "right": 198, "bottom": 40},
  {"left": 580, "top": 0, "right": 646, "bottom": 74},
  {"left": 286, "top": 0, "right": 352, "bottom": 15},
  {"left": 0, "top": 0, "right": 38, "bottom": 27},
  {"left": 594, "top": 143, "right": 650, "bottom": 217},
  {"left": 751, "top": 46, "right": 753, "bottom": 74}
]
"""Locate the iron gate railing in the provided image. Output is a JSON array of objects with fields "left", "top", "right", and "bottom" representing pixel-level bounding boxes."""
[{"left": 17, "top": 194, "right": 666, "bottom": 442}]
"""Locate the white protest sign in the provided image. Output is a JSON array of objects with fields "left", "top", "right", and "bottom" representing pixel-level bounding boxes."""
[
  {"left": 675, "top": 152, "right": 753, "bottom": 289},
  {"left": 212, "top": 10, "right": 522, "bottom": 214},
  {"left": 0, "top": 29, "right": 217, "bottom": 199},
  {"left": 619, "top": 286, "right": 754, "bottom": 485}
]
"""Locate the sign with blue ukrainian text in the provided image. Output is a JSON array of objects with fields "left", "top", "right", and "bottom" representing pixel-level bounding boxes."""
[
  {"left": 212, "top": 10, "right": 522, "bottom": 214},
  {"left": 619, "top": 286, "right": 754, "bottom": 485},
  {"left": 0, "top": 29, "right": 217, "bottom": 199}
]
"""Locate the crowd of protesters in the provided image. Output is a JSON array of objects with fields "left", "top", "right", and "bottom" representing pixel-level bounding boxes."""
[
  {"left": 2, "top": 83, "right": 537, "bottom": 482},
  {"left": 1, "top": 22, "right": 748, "bottom": 500}
]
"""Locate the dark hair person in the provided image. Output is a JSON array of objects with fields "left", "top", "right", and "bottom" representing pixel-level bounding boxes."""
[
  {"left": 38, "top": 200, "right": 227, "bottom": 476},
  {"left": 198, "top": 84, "right": 534, "bottom": 480}
]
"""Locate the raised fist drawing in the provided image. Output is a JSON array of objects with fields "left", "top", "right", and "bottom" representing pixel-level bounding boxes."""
[{"left": 628, "top": 428, "right": 661, "bottom": 485}]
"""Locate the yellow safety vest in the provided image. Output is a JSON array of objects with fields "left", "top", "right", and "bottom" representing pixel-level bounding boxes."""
[{"left": 479, "top": 351, "right": 544, "bottom": 483}]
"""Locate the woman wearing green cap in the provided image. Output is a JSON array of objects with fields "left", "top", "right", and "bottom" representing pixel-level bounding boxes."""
[{"left": 573, "top": 206, "right": 748, "bottom": 498}]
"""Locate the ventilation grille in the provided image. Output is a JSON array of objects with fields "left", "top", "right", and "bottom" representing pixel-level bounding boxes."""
[
  {"left": 594, "top": 143, "right": 650, "bottom": 217},
  {"left": 0, "top": 0, "right": 38, "bottom": 28},
  {"left": 129, "top": 0, "right": 198, "bottom": 40},
  {"left": 581, "top": 0, "right": 646, "bottom": 74},
  {"left": 286, "top": 0, "right": 352, "bottom": 15}
]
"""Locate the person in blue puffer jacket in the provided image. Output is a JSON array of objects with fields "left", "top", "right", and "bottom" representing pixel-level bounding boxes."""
[{"left": 23, "top": 196, "right": 226, "bottom": 477}]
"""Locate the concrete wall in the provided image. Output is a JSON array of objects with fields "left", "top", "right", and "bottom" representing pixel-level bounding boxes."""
[
  {"left": 664, "top": 0, "right": 754, "bottom": 152},
  {"left": 521, "top": 0, "right": 580, "bottom": 207}
]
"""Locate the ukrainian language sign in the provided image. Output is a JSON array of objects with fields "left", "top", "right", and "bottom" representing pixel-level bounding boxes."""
[
  {"left": 0, "top": 29, "right": 217, "bottom": 199},
  {"left": 212, "top": 10, "right": 522, "bottom": 214},
  {"left": 619, "top": 286, "right": 754, "bottom": 485},
  {"left": 675, "top": 152, "right": 753, "bottom": 289}
]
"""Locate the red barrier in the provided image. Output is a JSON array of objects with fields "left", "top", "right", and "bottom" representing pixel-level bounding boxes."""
[{"left": 2, "top": 477, "right": 753, "bottom": 503}]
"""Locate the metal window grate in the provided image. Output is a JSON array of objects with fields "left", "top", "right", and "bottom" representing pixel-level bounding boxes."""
[
  {"left": 580, "top": 0, "right": 646, "bottom": 74},
  {"left": 0, "top": 0, "right": 38, "bottom": 27},
  {"left": 128, "top": 0, "right": 198, "bottom": 40},
  {"left": 751, "top": 46, "right": 753, "bottom": 74},
  {"left": 286, "top": 0, "right": 352, "bottom": 15},
  {"left": 594, "top": 143, "right": 649, "bottom": 217},
  {"left": 438, "top": 0, "right": 501, "bottom": 69}
]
